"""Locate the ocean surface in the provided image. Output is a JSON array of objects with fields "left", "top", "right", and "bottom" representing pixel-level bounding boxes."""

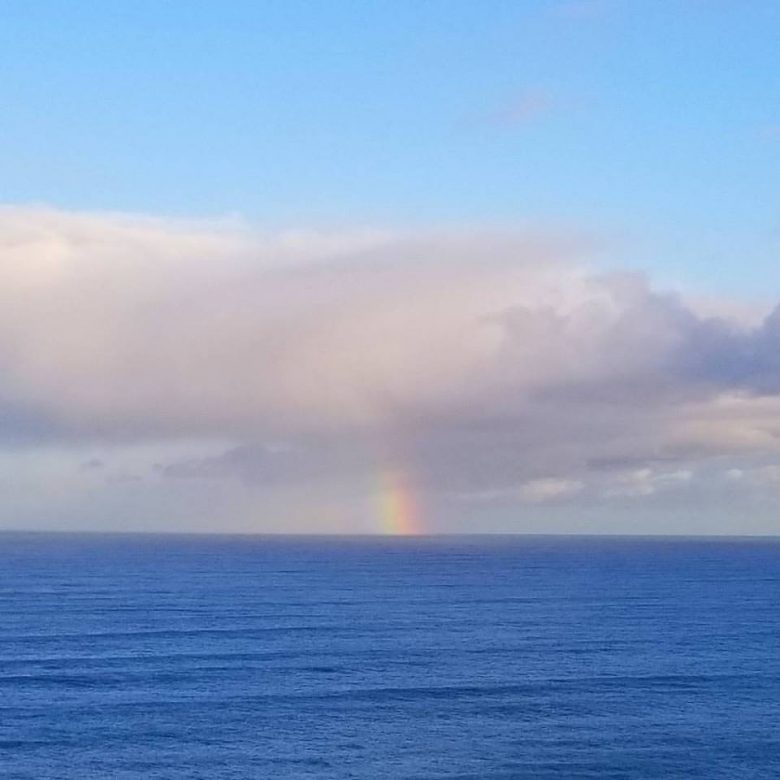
[{"left": 1, "top": 534, "right": 779, "bottom": 779}]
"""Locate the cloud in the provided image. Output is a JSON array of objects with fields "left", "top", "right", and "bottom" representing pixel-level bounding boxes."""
[
  {"left": 486, "top": 89, "right": 555, "bottom": 128},
  {"left": 1, "top": 205, "right": 779, "bottom": 514},
  {"left": 159, "top": 440, "right": 364, "bottom": 486},
  {"left": 603, "top": 468, "right": 692, "bottom": 499},
  {"left": 723, "top": 463, "right": 780, "bottom": 494},
  {"left": 553, "top": 0, "right": 613, "bottom": 21},
  {"left": 518, "top": 477, "right": 584, "bottom": 503},
  {"left": 757, "top": 124, "right": 780, "bottom": 142}
]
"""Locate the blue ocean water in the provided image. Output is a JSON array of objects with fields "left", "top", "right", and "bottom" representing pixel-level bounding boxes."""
[{"left": 1, "top": 534, "right": 779, "bottom": 779}]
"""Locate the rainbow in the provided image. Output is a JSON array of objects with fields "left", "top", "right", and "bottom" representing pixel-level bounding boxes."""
[{"left": 376, "top": 468, "right": 425, "bottom": 535}]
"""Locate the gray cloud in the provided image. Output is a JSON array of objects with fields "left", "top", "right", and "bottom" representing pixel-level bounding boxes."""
[
  {"left": 80, "top": 457, "right": 104, "bottom": 470},
  {"left": 159, "top": 440, "right": 364, "bottom": 486},
  {"left": 1, "top": 206, "right": 780, "bottom": 515}
]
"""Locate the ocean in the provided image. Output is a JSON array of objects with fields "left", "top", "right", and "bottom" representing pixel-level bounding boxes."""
[{"left": 1, "top": 534, "right": 779, "bottom": 779}]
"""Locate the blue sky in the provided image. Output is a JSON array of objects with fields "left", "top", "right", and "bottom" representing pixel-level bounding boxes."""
[
  {"left": 1, "top": 2, "right": 780, "bottom": 534},
  {"left": 2, "top": 0, "right": 779, "bottom": 294}
]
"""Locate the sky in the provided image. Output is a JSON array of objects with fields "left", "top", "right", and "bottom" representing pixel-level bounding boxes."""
[{"left": 1, "top": 0, "right": 780, "bottom": 534}]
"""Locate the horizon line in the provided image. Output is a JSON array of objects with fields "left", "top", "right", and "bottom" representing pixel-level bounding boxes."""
[{"left": 1, "top": 529, "right": 779, "bottom": 541}]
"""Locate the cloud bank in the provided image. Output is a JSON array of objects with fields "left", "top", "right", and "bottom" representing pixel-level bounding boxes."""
[{"left": 1, "top": 206, "right": 779, "bottom": 528}]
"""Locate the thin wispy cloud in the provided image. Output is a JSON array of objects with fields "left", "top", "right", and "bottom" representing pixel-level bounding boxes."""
[
  {"left": 757, "top": 124, "right": 780, "bottom": 141},
  {"left": 485, "top": 88, "right": 556, "bottom": 128},
  {"left": 552, "top": 0, "right": 614, "bottom": 21}
]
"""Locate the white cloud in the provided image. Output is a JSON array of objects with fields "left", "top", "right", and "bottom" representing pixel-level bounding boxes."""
[
  {"left": 603, "top": 468, "right": 693, "bottom": 499},
  {"left": 518, "top": 477, "right": 584, "bottom": 503}
]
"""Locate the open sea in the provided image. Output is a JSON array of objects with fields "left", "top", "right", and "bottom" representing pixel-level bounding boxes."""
[{"left": 1, "top": 533, "right": 779, "bottom": 779}]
